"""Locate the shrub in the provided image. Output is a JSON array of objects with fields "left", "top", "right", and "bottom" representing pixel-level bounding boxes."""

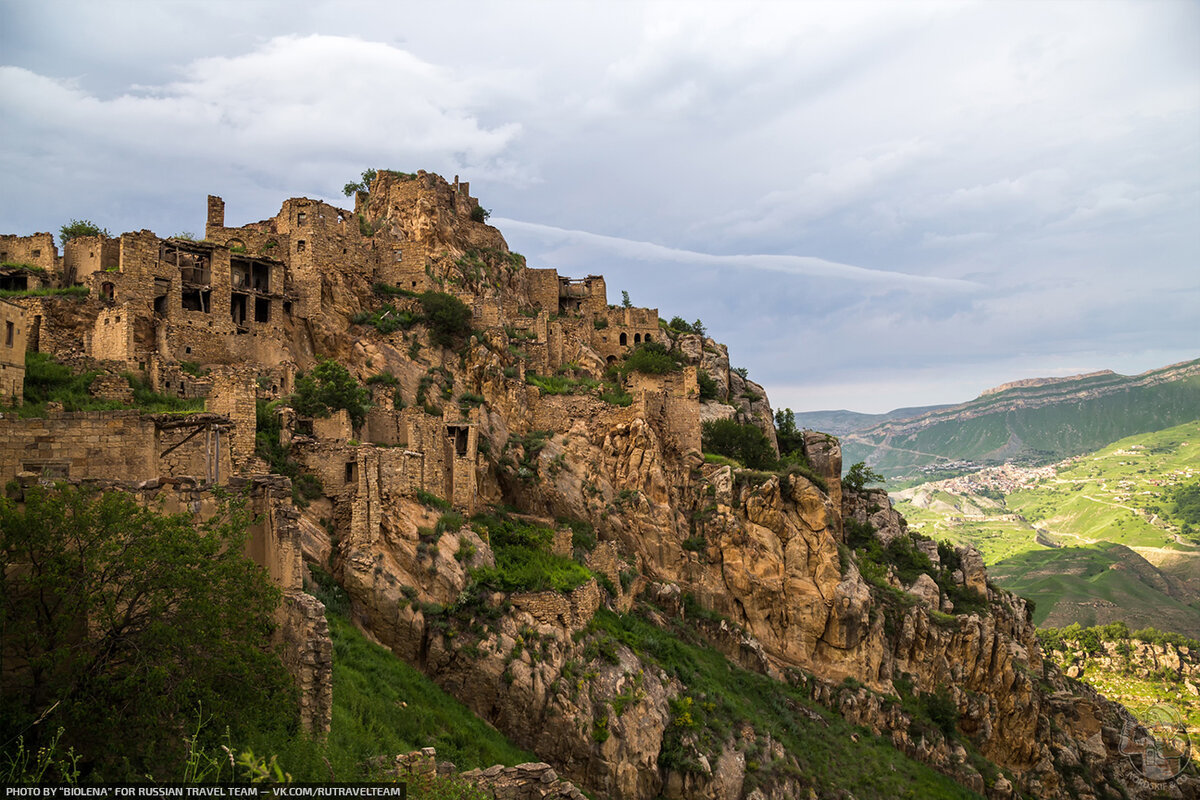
[
  {"left": 920, "top": 686, "right": 959, "bottom": 739},
  {"left": 419, "top": 291, "right": 473, "bottom": 347},
  {"left": 697, "top": 370, "right": 719, "bottom": 401},
  {"left": 667, "top": 317, "right": 706, "bottom": 337},
  {"left": 702, "top": 419, "right": 776, "bottom": 470},
  {"left": 470, "top": 205, "right": 491, "bottom": 223},
  {"left": 623, "top": 341, "right": 681, "bottom": 375},
  {"left": 353, "top": 304, "right": 420, "bottom": 335}
]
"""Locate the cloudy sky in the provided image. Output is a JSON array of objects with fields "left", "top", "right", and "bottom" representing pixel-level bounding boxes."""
[{"left": 1, "top": 0, "right": 1197, "bottom": 413}]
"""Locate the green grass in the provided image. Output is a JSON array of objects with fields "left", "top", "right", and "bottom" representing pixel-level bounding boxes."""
[
  {"left": 18, "top": 352, "right": 203, "bottom": 417},
  {"left": 524, "top": 371, "right": 600, "bottom": 396},
  {"left": 234, "top": 570, "right": 534, "bottom": 781},
  {"left": 588, "top": 607, "right": 982, "bottom": 798},
  {"left": 469, "top": 514, "right": 593, "bottom": 593},
  {"left": 0, "top": 285, "right": 88, "bottom": 299},
  {"left": 324, "top": 613, "right": 533, "bottom": 771}
]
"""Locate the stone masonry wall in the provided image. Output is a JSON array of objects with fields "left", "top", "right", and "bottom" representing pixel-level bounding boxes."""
[
  {"left": 206, "top": 369, "right": 258, "bottom": 469},
  {"left": 0, "top": 299, "right": 26, "bottom": 405},
  {"left": 87, "top": 306, "right": 135, "bottom": 363},
  {"left": 0, "top": 410, "right": 156, "bottom": 480},
  {"left": 0, "top": 233, "right": 57, "bottom": 273}
]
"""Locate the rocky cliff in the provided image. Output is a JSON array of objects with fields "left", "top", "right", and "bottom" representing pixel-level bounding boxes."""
[{"left": 7, "top": 168, "right": 1195, "bottom": 798}]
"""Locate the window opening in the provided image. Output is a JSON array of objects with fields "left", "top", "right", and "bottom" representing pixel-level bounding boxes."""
[{"left": 231, "top": 293, "right": 248, "bottom": 327}]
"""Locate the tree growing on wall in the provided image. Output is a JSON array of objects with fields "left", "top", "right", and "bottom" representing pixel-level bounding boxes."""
[
  {"left": 291, "top": 358, "right": 371, "bottom": 428},
  {"left": 342, "top": 168, "right": 378, "bottom": 197},
  {"left": 0, "top": 486, "right": 297, "bottom": 780},
  {"left": 59, "top": 219, "right": 110, "bottom": 244}
]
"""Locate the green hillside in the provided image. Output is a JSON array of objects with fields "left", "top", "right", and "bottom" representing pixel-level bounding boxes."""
[
  {"left": 844, "top": 360, "right": 1200, "bottom": 481},
  {"left": 988, "top": 544, "right": 1200, "bottom": 635},
  {"left": 894, "top": 420, "right": 1200, "bottom": 637}
]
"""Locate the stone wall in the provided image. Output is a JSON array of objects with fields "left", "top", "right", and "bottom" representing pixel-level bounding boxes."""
[
  {"left": 525, "top": 269, "right": 560, "bottom": 313},
  {"left": 206, "top": 369, "right": 258, "bottom": 469},
  {"left": 156, "top": 419, "right": 235, "bottom": 482},
  {"left": 0, "top": 299, "right": 26, "bottom": 404},
  {"left": 0, "top": 233, "right": 57, "bottom": 273},
  {"left": 0, "top": 410, "right": 155, "bottom": 480},
  {"left": 0, "top": 410, "right": 239, "bottom": 485},
  {"left": 63, "top": 235, "right": 119, "bottom": 285},
  {"left": 87, "top": 306, "right": 135, "bottom": 363},
  {"left": 510, "top": 578, "right": 601, "bottom": 632}
]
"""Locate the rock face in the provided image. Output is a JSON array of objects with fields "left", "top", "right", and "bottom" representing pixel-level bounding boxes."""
[{"left": 7, "top": 168, "right": 1188, "bottom": 799}]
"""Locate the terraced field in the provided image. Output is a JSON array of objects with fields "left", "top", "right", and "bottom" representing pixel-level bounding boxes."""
[{"left": 894, "top": 421, "right": 1200, "bottom": 636}]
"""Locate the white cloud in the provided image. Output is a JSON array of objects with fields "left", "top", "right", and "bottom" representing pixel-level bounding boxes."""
[
  {"left": 0, "top": 35, "right": 523, "bottom": 186},
  {"left": 0, "top": 1, "right": 1196, "bottom": 411},
  {"left": 494, "top": 217, "right": 983, "bottom": 290}
]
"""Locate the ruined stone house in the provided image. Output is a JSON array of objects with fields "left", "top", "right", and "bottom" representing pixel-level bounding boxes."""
[{"left": 0, "top": 169, "right": 718, "bottom": 735}]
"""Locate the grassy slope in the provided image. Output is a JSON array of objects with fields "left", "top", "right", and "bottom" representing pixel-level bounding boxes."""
[
  {"left": 847, "top": 370, "right": 1200, "bottom": 479},
  {"left": 895, "top": 421, "right": 1200, "bottom": 636},
  {"left": 259, "top": 585, "right": 534, "bottom": 781},
  {"left": 271, "top": 579, "right": 983, "bottom": 796},
  {"left": 324, "top": 613, "right": 534, "bottom": 771},
  {"left": 988, "top": 544, "right": 1200, "bottom": 634},
  {"left": 591, "top": 608, "right": 984, "bottom": 799}
]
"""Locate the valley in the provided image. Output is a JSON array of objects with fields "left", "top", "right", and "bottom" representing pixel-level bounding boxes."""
[{"left": 894, "top": 420, "right": 1200, "bottom": 636}]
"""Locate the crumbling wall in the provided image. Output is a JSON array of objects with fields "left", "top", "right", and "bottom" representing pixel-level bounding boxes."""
[
  {"left": 63, "top": 236, "right": 119, "bottom": 285},
  {"left": 0, "top": 410, "right": 156, "bottom": 480},
  {"left": 0, "top": 299, "right": 26, "bottom": 405},
  {"left": 87, "top": 306, "right": 135, "bottom": 363},
  {"left": 0, "top": 233, "right": 57, "bottom": 273},
  {"left": 206, "top": 369, "right": 258, "bottom": 469},
  {"left": 510, "top": 579, "right": 601, "bottom": 632},
  {"left": 155, "top": 420, "right": 234, "bottom": 482},
  {"left": 526, "top": 269, "right": 560, "bottom": 313}
]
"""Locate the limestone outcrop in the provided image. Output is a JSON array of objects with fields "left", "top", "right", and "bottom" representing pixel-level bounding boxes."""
[{"left": 4, "top": 168, "right": 1191, "bottom": 799}]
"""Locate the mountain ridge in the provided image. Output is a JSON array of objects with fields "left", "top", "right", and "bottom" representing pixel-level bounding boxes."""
[{"left": 837, "top": 358, "right": 1200, "bottom": 479}]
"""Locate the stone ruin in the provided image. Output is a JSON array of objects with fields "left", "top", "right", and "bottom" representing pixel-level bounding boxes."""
[{"left": 0, "top": 169, "right": 720, "bottom": 736}]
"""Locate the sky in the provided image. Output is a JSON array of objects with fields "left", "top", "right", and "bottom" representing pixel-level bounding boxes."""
[{"left": 1, "top": 0, "right": 1197, "bottom": 413}]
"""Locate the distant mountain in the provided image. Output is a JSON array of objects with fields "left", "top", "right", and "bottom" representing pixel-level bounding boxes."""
[
  {"left": 790, "top": 405, "right": 951, "bottom": 436},
  {"left": 839, "top": 358, "right": 1200, "bottom": 481}
]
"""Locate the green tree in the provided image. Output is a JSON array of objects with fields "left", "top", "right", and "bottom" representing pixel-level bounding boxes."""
[
  {"left": 702, "top": 419, "right": 777, "bottom": 470},
  {"left": 774, "top": 408, "right": 806, "bottom": 456},
  {"left": 419, "top": 291, "right": 474, "bottom": 347},
  {"left": 843, "top": 462, "right": 885, "bottom": 492},
  {"left": 291, "top": 358, "right": 371, "bottom": 428},
  {"left": 469, "top": 205, "right": 491, "bottom": 223},
  {"left": 621, "top": 291, "right": 632, "bottom": 309},
  {"left": 59, "top": 219, "right": 110, "bottom": 244},
  {"left": 0, "top": 486, "right": 296, "bottom": 779},
  {"left": 342, "top": 168, "right": 378, "bottom": 197}
]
